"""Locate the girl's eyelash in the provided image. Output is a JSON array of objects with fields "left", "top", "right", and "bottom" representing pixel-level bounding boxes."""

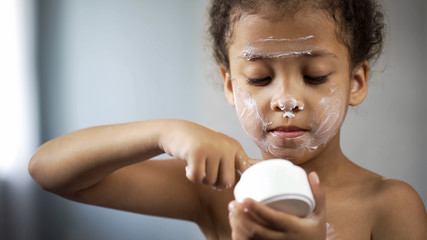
[
  {"left": 246, "top": 75, "right": 328, "bottom": 85},
  {"left": 247, "top": 77, "right": 272, "bottom": 85},
  {"left": 304, "top": 75, "right": 329, "bottom": 84}
]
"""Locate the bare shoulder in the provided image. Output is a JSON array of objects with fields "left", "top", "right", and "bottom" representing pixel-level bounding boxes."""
[
  {"left": 371, "top": 177, "right": 427, "bottom": 239},
  {"left": 373, "top": 178, "right": 426, "bottom": 216}
]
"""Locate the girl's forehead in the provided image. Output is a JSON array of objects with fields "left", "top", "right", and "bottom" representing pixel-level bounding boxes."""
[
  {"left": 232, "top": 11, "right": 334, "bottom": 43},
  {"left": 229, "top": 12, "right": 347, "bottom": 60}
]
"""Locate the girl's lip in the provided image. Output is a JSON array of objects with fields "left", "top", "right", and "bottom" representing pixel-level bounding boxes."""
[{"left": 269, "top": 126, "right": 307, "bottom": 138}]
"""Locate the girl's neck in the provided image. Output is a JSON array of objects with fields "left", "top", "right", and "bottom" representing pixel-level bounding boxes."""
[{"left": 300, "top": 132, "right": 353, "bottom": 187}]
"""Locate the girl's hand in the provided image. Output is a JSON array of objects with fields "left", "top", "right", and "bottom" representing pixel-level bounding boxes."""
[
  {"left": 228, "top": 172, "right": 327, "bottom": 240},
  {"left": 159, "top": 119, "right": 253, "bottom": 189}
]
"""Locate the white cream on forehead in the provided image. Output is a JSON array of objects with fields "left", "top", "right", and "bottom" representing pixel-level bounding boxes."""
[
  {"left": 240, "top": 35, "right": 317, "bottom": 60},
  {"left": 262, "top": 35, "right": 314, "bottom": 42}
]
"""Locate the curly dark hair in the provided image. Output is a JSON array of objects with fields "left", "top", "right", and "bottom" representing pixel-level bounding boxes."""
[{"left": 208, "top": 0, "right": 385, "bottom": 70}]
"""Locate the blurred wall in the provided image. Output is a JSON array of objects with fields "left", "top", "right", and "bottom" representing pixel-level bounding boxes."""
[
  {"left": 36, "top": 0, "right": 209, "bottom": 239},
  {"left": 0, "top": 0, "right": 38, "bottom": 239},
  {"left": 32, "top": 0, "right": 426, "bottom": 239}
]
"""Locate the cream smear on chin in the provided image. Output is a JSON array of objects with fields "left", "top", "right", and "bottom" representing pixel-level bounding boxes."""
[{"left": 240, "top": 35, "right": 316, "bottom": 61}]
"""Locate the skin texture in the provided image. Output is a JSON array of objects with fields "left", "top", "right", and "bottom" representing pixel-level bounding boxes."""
[{"left": 29, "top": 8, "right": 427, "bottom": 240}]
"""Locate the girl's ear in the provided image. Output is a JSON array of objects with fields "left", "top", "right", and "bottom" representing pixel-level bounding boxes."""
[
  {"left": 349, "top": 61, "right": 369, "bottom": 106},
  {"left": 220, "top": 65, "right": 235, "bottom": 106}
]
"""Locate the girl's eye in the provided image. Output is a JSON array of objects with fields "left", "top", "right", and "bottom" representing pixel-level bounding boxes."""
[
  {"left": 247, "top": 76, "right": 272, "bottom": 86},
  {"left": 304, "top": 75, "right": 329, "bottom": 84}
]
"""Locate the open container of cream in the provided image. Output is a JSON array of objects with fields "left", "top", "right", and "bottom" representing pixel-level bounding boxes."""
[{"left": 234, "top": 159, "right": 315, "bottom": 217}]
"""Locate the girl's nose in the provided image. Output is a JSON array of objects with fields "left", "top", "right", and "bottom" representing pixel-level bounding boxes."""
[
  {"left": 269, "top": 74, "right": 305, "bottom": 118},
  {"left": 270, "top": 96, "right": 304, "bottom": 118},
  {"left": 271, "top": 97, "right": 304, "bottom": 111}
]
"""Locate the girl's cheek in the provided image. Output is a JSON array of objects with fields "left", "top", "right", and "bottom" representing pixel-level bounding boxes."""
[
  {"left": 306, "top": 87, "right": 347, "bottom": 149},
  {"left": 233, "top": 87, "right": 271, "bottom": 141}
]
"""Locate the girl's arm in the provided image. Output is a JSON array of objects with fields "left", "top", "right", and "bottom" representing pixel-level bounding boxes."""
[
  {"left": 29, "top": 119, "right": 248, "bottom": 222},
  {"left": 29, "top": 119, "right": 164, "bottom": 194}
]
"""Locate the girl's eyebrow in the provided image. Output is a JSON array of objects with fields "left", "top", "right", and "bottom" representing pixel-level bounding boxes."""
[
  {"left": 239, "top": 48, "right": 338, "bottom": 61},
  {"left": 239, "top": 35, "right": 339, "bottom": 61},
  {"left": 308, "top": 49, "right": 338, "bottom": 58}
]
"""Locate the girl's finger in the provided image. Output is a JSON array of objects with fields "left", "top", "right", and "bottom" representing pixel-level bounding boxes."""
[
  {"left": 234, "top": 149, "right": 248, "bottom": 175},
  {"left": 229, "top": 200, "right": 287, "bottom": 239},
  {"left": 228, "top": 201, "right": 255, "bottom": 238},
  {"left": 308, "top": 171, "right": 326, "bottom": 217},
  {"left": 242, "top": 198, "right": 299, "bottom": 231},
  {"left": 234, "top": 149, "right": 252, "bottom": 175},
  {"left": 216, "top": 155, "right": 235, "bottom": 189},
  {"left": 186, "top": 155, "right": 206, "bottom": 183},
  {"left": 204, "top": 156, "right": 220, "bottom": 185}
]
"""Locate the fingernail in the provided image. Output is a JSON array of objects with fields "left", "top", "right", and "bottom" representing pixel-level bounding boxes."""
[
  {"left": 242, "top": 198, "right": 253, "bottom": 209},
  {"left": 311, "top": 172, "right": 320, "bottom": 184},
  {"left": 228, "top": 201, "right": 237, "bottom": 211}
]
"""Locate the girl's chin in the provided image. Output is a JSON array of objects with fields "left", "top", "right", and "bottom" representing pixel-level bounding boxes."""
[
  {"left": 265, "top": 133, "right": 310, "bottom": 149},
  {"left": 258, "top": 145, "right": 306, "bottom": 161},
  {"left": 255, "top": 136, "right": 317, "bottom": 161}
]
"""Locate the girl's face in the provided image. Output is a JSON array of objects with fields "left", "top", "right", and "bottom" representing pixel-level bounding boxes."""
[{"left": 222, "top": 9, "right": 368, "bottom": 163}]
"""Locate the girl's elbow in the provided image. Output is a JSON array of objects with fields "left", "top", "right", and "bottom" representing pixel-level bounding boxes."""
[
  {"left": 28, "top": 151, "right": 57, "bottom": 191},
  {"left": 28, "top": 153, "right": 47, "bottom": 188}
]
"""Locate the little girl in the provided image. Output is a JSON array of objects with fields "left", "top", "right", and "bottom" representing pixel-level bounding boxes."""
[{"left": 29, "top": 0, "right": 427, "bottom": 239}]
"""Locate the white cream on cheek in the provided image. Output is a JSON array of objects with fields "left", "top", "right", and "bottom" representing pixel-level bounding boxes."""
[
  {"left": 233, "top": 87, "right": 272, "bottom": 140},
  {"left": 305, "top": 85, "right": 346, "bottom": 150},
  {"left": 232, "top": 84, "right": 347, "bottom": 157}
]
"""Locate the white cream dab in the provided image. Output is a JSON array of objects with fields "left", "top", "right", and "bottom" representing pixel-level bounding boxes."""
[
  {"left": 277, "top": 97, "right": 304, "bottom": 119},
  {"left": 257, "top": 35, "right": 314, "bottom": 42},
  {"left": 326, "top": 223, "right": 338, "bottom": 240},
  {"left": 282, "top": 112, "right": 295, "bottom": 119}
]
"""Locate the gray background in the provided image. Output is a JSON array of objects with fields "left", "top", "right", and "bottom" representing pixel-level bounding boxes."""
[{"left": 1, "top": 0, "right": 426, "bottom": 239}]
